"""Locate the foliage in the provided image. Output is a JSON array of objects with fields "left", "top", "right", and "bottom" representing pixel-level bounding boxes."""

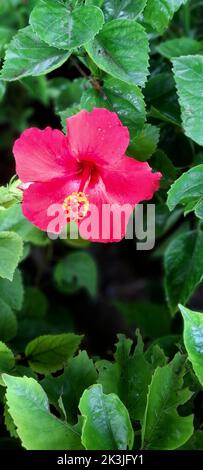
[{"left": 0, "top": 0, "right": 203, "bottom": 451}]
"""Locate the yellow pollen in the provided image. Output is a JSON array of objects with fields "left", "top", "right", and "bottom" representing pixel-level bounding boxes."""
[{"left": 63, "top": 191, "right": 89, "bottom": 221}]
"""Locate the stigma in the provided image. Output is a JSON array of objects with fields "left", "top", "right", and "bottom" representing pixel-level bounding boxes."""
[{"left": 63, "top": 191, "right": 89, "bottom": 221}]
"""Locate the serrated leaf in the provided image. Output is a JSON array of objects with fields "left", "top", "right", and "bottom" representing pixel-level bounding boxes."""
[
  {"left": 0, "top": 299, "right": 17, "bottom": 342},
  {"left": 157, "top": 37, "right": 203, "bottom": 59},
  {"left": 81, "top": 76, "right": 146, "bottom": 134},
  {"left": 25, "top": 333, "right": 83, "bottom": 374},
  {"left": 30, "top": 0, "right": 104, "bottom": 50},
  {"left": 144, "top": 0, "right": 187, "bottom": 34},
  {"left": 103, "top": 0, "right": 147, "bottom": 20},
  {"left": 0, "top": 27, "right": 13, "bottom": 59},
  {"left": 4, "top": 402, "right": 18, "bottom": 439},
  {"left": 0, "top": 269, "right": 23, "bottom": 312},
  {"left": 79, "top": 384, "right": 134, "bottom": 450},
  {"left": 0, "top": 231, "right": 23, "bottom": 281},
  {"left": 164, "top": 230, "right": 203, "bottom": 314},
  {"left": 0, "top": 342, "right": 15, "bottom": 385},
  {"left": 128, "top": 124, "right": 160, "bottom": 160},
  {"left": 85, "top": 19, "right": 149, "bottom": 87},
  {"left": 141, "top": 354, "right": 193, "bottom": 450},
  {"left": 3, "top": 374, "right": 82, "bottom": 450},
  {"left": 167, "top": 164, "right": 203, "bottom": 213},
  {"left": 173, "top": 55, "right": 203, "bottom": 145},
  {"left": 1, "top": 26, "right": 70, "bottom": 81},
  {"left": 97, "top": 332, "right": 152, "bottom": 421},
  {"left": 179, "top": 304, "right": 203, "bottom": 386},
  {"left": 54, "top": 251, "right": 97, "bottom": 297},
  {"left": 42, "top": 351, "right": 97, "bottom": 423}
]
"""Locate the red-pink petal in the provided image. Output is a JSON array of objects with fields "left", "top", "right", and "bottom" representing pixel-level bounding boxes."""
[
  {"left": 66, "top": 108, "right": 129, "bottom": 165},
  {"left": 100, "top": 156, "right": 161, "bottom": 205},
  {"left": 13, "top": 127, "right": 80, "bottom": 183},
  {"left": 78, "top": 157, "right": 161, "bottom": 243},
  {"left": 22, "top": 176, "right": 80, "bottom": 232}
]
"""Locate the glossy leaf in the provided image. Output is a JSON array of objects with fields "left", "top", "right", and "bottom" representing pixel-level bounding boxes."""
[
  {"left": 25, "top": 333, "right": 83, "bottom": 374},
  {"left": 85, "top": 19, "right": 149, "bottom": 86},
  {"left": 79, "top": 384, "right": 134, "bottom": 450},
  {"left": 0, "top": 231, "right": 23, "bottom": 281},
  {"left": 164, "top": 230, "right": 203, "bottom": 314},
  {"left": 157, "top": 37, "right": 203, "bottom": 59},
  {"left": 30, "top": 0, "right": 104, "bottom": 50},
  {"left": 141, "top": 354, "right": 193, "bottom": 450},
  {"left": 167, "top": 164, "right": 203, "bottom": 216},
  {"left": 42, "top": 351, "right": 97, "bottom": 423},
  {"left": 128, "top": 124, "right": 160, "bottom": 160},
  {"left": 1, "top": 26, "right": 70, "bottom": 81},
  {"left": 173, "top": 56, "right": 203, "bottom": 145},
  {"left": 97, "top": 333, "right": 152, "bottom": 421},
  {"left": 103, "top": 0, "right": 147, "bottom": 20},
  {"left": 3, "top": 374, "right": 82, "bottom": 450},
  {"left": 0, "top": 342, "right": 15, "bottom": 385},
  {"left": 180, "top": 304, "right": 203, "bottom": 386},
  {"left": 144, "top": 0, "right": 187, "bottom": 33}
]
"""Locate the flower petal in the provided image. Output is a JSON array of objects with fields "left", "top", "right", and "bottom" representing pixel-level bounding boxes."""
[
  {"left": 13, "top": 127, "right": 80, "bottom": 183},
  {"left": 78, "top": 157, "right": 161, "bottom": 243},
  {"left": 100, "top": 156, "right": 162, "bottom": 205},
  {"left": 66, "top": 108, "right": 129, "bottom": 165},
  {"left": 22, "top": 176, "right": 80, "bottom": 232}
]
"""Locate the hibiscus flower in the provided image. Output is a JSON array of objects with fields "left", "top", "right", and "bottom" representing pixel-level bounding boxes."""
[{"left": 13, "top": 108, "right": 161, "bottom": 243}]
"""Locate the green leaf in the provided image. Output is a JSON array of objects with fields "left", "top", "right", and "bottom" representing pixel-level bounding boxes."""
[
  {"left": 179, "top": 304, "right": 203, "bottom": 386},
  {"left": 49, "top": 77, "right": 87, "bottom": 112},
  {"left": 128, "top": 124, "right": 160, "bottom": 160},
  {"left": 141, "top": 354, "right": 194, "bottom": 450},
  {"left": 0, "top": 298, "right": 17, "bottom": 342},
  {"left": 0, "top": 27, "right": 13, "bottom": 59},
  {"left": 0, "top": 269, "right": 23, "bottom": 312},
  {"left": 115, "top": 302, "right": 171, "bottom": 338},
  {"left": 157, "top": 37, "right": 203, "bottom": 59},
  {"left": 81, "top": 76, "right": 146, "bottom": 134},
  {"left": 3, "top": 374, "right": 82, "bottom": 450},
  {"left": 20, "top": 287, "right": 48, "bottom": 319},
  {"left": 42, "top": 351, "right": 97, "bottom": 423},
  {"left": 4, "top": 402, "right": 18, "bottom": 439},
  {"left": 79, "top": 384, "right": 134, "bottom": 450},
  {"left": 0, "top": 204, "right": 49, "bottom": 245},
  {"left": 0, "top": 80, "right": 6, "bottom": 101},
  {"left": 25, "top": 333, "right": 83, "bottom": 374},
  {"left": 85, "top": 19, "right": 149, "bottom": 87},
  {"left": 0, "top": 342, "right": 15, "bottom": 385},
  {"left": 59, "top": 105, "right": 81, "bottom": 133},
  {"left": 150, "top": 150, "right": 176, "bottom": 182},
  {"left": 144, "top": 0, "right": 187, "bottom": 34},
  {"left": 30, "top": 0, "right": 104, "bottom": 50},
  {"left": 167, "top": 164, "right": 203, "bottom": 214},
  {"left": 97, "top": 332, "right": 152, "bottom": 421},
  {"left": 180, "top": 431, "right": 203, "bottom": 450},
  {"left": 0, "top": 231, "right": 23, "bottom": 281},
  {"left": 103, "top": 0, "right": 147, "bottom": 20},
  {"left": 144, "top": 72, "right": 181, "bottom": 126},
  {"left": 1, "top": 26, "right": 71, "bottom": 81},
  {"left": 173, "top": 55, "right": 203, "bottom": 145},
  {"left": 164, "top": 230, "right": 203, "bottom": 314},
  {"left": 54, "top": 251, "right": 98, "bottom": 297}
]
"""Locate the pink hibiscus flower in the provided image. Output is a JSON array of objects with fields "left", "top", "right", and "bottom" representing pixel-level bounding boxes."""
[{"left": 13, "top": 108, "right": 161, "bottom": 243}]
